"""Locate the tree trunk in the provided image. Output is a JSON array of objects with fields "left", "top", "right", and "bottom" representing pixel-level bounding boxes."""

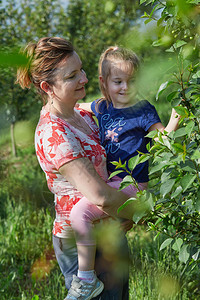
[{"left": 10, "top": 122, "right": 17, "bottom": 157}]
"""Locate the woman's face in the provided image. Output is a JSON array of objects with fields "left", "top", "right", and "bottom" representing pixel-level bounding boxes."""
[{"left": 52, "top": 51, "right": 88, "bottom": 104}]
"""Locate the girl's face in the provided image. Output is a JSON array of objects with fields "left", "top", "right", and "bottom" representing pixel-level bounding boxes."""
[
  {"left": 105, "top": 59, "right": 135, "bottom": 108},
  {"left": 52, "top": 51, "right": 88, "bottom": 105}
]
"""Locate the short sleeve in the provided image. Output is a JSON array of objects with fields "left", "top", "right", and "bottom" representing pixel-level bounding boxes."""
[
  {"left": 141, "top": 101, "right": 161, "bottom": 131},
  {"left": 91, "top": 100, "right": 98, "bottom": 116},
  {"left": 43, "top": 122, "right": 87, "bottom": 170}
]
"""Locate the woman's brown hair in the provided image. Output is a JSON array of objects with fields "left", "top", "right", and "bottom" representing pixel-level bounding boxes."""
[{"left": 16, "top": 37, "right": 74, "bottom": 101}]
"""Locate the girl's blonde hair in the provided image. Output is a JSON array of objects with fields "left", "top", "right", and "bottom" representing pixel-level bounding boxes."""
[
  {"left": 97, "top": 46, "right": 140, "bottom": 109},
  {"left": 16, "top": 37, "right": 74, "bottom": 101}
]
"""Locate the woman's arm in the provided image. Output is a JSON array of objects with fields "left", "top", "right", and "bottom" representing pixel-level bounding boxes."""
[
  {"left": 77, "top": 102, "right": 94, "bottom": 113},
  {"left": 148, "top": 108, "right": 180, "bottom": 133},
  {"left": 59, "top": 157, "right": 135, "bottom": 220}
]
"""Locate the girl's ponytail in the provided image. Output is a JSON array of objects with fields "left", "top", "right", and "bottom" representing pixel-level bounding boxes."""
[{"left": 98, "top": 46, "right": 118, "bottom": 76}]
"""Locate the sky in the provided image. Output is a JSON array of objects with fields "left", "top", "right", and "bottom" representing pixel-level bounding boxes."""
[{"left": 1, "top": 0, "right": 69, "bottom": 8}]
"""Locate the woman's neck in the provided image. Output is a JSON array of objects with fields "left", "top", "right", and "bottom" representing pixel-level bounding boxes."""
[
  {"left": 46, "top": 100, "right": 75, "bottom": 121},
  {"left": 45, "top": 99, "right": 93, "bottom": 135}
]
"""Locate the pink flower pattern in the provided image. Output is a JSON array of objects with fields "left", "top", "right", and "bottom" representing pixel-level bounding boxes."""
[
  {"left": 35, "top": 107, "right": 108, "bottom": 238},
  {"left": 105, "top": 128, "right": 119, "bottom": 142}
]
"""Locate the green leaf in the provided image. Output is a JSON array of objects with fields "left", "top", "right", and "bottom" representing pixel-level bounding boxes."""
[
  {"left": 166, "top": 46, "right": 175, "bottom": 53},
  {"left": 172, "top": 143, "right": 184, "bottom": 153},
  {"left": 191, "top": 150, "right": 200, "bottom": 160},
  {"left": 171, "top": 97, "right": 182, "bottom": 107},
  {"left": 119, "top": 175, "right": 133, "bottom": 191},
  {"left": 145, "top": 192, "right": 154, "bottom": 211},
  {"left": 149, "top": 161, "right": 169, "bottom": 175},
  {"left": 140, "top": 0, "right": 147, "bottom": 4},
  {"left": 192, "top": 249, "right": 200, "bottom": 261},
  {"left": 154, "top": 232, "right": 161, "bottom": 241},
  {"left": 138, "top": 154, "right": 150, "bottom": 164},
  {"left": 192, "top": 70, "right": 200, "bottom": 79},
  {"left": 163, "top": 137, "right": 171, "bottom": 149},
  {"left": 179, "top": 244, "right": 190, "bottom": 264},
  {"left": 146, "top": 142, "right": 151, "bottom": 151},
  {"left": 161, "top": 168, "right": 174, "bottom": 183},
  {"left": 174, "top": 127, "right": 186, "bottom": 138},
  {"left": 108, "top": 170, "right": 123, "bottom": 179},
  {"left": 172, "top": 238, "right": 183, "bottom": 251},
  {"left": 117, "top": 198, "right": 135, "bottom": 214},
  {"left": 152, "top": 39, "right": 162, "bottom": 47},
  {"left": 166, "top": 91, "right": 179, "bottom": 102},
  {"left": 132, "top": 210, "right": 146, "bottom": 224},
  {"left": 174, "top": 40, "right": 187, "bottom": 48},
  {"left": 156, "top": 81, "right": 173, "bottom": 101},
  {"left": 171, "top": 186, "right": 183, "bottom": 198},
  {"left": 160, "top": 238, "right": 173, "bottom": 250},
  {"left": 132, "top": 202, "right": 148, "bottom": 224},
  {"left": 150, "top": 143, "right": 163, "bottom": 152},
  {"left": 149, "top": 3, "right": 160, "bottom": 18},
  {"left": 180, "top": 174, "right": 196, "bottom": 192},
  {"left": 160, "top": 179, "right": 176, "bottom": 197},
  {"left": 185, "top": 120, "right": 195, "bottom": 137},
  {"left": 174, "top": 106, "right": 189, "bottom": 117},
  {"left": 31, "top": 296, "right": 39, "bottom": 300},
  {"left": 180, "top": 160, "right": 196, "bottom": 173},
  {"left": 146, "top": 130, "right": 158, "bottom": 138},
  {"left": 128, "top": 155, "right": 140, "bottom": 171},
  {"left": 144, "top": 18, "right": 152, "bottom": 24},
  {"left": 111, "top": 159, "right": 126, "bottom": 169}
]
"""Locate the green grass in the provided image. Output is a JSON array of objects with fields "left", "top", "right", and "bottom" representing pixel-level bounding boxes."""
[{"left": 127, "top": 227, "right": 196, "bottom": 299}]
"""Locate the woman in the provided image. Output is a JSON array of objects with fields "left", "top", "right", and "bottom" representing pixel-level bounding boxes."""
[{"left": 16, "top": 37, "right": 134, "bottom": 299}]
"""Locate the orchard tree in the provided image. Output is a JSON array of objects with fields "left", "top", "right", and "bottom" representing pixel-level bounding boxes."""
[{"left": 0, "top": 0, "right": 64, "bottom": 156}]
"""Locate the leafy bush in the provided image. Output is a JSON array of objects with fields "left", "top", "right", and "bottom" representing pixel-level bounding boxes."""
[{"left": 112, "top": 0, "right": 200, "bottom": 296}]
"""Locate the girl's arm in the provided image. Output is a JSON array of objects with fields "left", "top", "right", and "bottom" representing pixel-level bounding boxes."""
[
  {"left": 77, "top": 102, "right": 94, "bottom": 114},
  {"left": 59, "top": 157, "right": 135, "bottom": 220},
  {"left": 148, "top": 108, "right": 180, "bottom": 133}
]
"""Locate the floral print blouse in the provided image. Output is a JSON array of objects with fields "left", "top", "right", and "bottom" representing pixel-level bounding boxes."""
[{"left": 35, "top": 107, "right": 108, "bottom": 238}]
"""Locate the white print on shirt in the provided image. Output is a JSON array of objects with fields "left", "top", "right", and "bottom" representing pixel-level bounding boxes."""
[{"left": 100, "top": 113, "right": 127, "bottom": 154}]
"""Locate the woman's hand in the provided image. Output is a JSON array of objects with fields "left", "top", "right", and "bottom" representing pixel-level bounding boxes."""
[{"left": 59, "top": 157, "right": 133, "bottom": 219}]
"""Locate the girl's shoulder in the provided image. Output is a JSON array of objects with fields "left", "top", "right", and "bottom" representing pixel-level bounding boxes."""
[
  {"left": 92, "top": 98, "right": 111, "bottom": 115},
  {"left": 134, "top": 100, "right": 151, "bottom": 109}
]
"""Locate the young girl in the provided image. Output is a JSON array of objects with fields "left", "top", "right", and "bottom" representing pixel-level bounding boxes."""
[{"left": 66, "top": 46, "right": 180, "bottom": 299}]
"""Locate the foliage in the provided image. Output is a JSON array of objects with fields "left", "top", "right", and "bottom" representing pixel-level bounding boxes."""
[
  {"left": 111, "top": 0, "right": 200, "bottom": 287},
  {"left": 0, "top": 0, "right": 65, "bottom": 154},
  {"left": 0, "top": 0, "right": 64, "bottom": 120},
  {"left": 128, "top": 227, "right": 198, "bottom": 299},
  {"left": 59, "top": 0, "right": 151, "bottom": 94}
]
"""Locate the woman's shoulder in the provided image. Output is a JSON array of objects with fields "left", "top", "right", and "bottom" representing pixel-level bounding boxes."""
[{"left": 36, "top": 107, "right": 74, "bottom": 139}]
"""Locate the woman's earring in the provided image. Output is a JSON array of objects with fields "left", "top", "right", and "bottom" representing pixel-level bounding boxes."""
[{"left": 50, "top": 92, "right": 54, "bottom": 105}]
